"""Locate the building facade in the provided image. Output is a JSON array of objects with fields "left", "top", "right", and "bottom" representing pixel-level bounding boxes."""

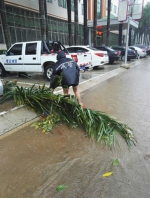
[
  {"left": 0, "top": 0, "right": 120, "bottom": 50},
  {"left": 0, "top": 0, "right": 85, "bottom": 50},
  {"left": 87, "top": 0, "right": 119, "bottom": 46}
]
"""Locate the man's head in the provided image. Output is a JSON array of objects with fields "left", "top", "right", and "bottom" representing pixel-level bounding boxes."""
[{"left": 57, "top": 51, "right": 66, "bottom": 60}]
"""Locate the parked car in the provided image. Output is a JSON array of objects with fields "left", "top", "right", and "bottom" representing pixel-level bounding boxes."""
[
  {"left": 135, "top": 45, "right": 150, "bottom": 55},
  {"left": 95, "top": 46, "right": 120, "bottom": 64},
  {"left": 129, "top": 46, "right": 147, "bottom": 58},
  {"left": 65, "top": 46, "right": 109, "bottom": 68},
  {"left": 112, "top": 46, "right": 137, "bottom": 61},
  {"left": 0, "top": 79, "right": 3, "bottom": 98}
]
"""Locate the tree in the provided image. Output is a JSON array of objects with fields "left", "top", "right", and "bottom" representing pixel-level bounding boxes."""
[
  {"left": 44, "top": 0, "right": 48, "bottom": 40},
  {"left": 0, "top": 0, "right": 11, "bottom": 49},
  {"left": 39, "top": 0, "right": 47, "bottom": 40},
  {"left": 67, "top": 0, "right": 72, "bottom": 46},
  {"left": 134, "top": 4, "right": 150, "bottom": 44},
  {"left": 106, "top": 0, "right": 111, "bottom": 46},
  {"left": 93, "top": 0, "right": 97, "bottom": 46},
  {"left": 83, "top": 0, "right": 88, "bottom": 45},
  {"left": 74, "top": 0, "right": 78, "bottom": 45}
]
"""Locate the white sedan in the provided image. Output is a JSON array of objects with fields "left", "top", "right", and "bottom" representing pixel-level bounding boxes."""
[
  {"left": 129, "top": 46, "right": 147, "bottom": 58},
  {"left": 66, "top": 46, "right": 109, "bottom": 68},
  {"left": 0, "top": 79, "right": 3, "bottom": 97}
]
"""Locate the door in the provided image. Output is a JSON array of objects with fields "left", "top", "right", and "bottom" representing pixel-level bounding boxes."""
[
  {"left": 24, "top": 42, "right": 40, "bottom": 72},
  {"left": 4, "top": 43, "right": 24, "bottom": 72}
]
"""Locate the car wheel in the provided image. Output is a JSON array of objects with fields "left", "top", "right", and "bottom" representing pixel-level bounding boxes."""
[
  {"left": 137, "top": 54, "right": 140, "bottom": 59},
  {"left": 44, "top": 65, "right": 54, "bottom": 81},
  {"left": 0, "top": 64, "right": 6, "bottom": 77}
]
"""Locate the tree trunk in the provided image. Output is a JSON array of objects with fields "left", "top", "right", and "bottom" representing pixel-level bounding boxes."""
[
  {"left": 93, "top": 0, "right": 97, "bottom": 47},
  {"left": 129, "top": 27, "right": 132, "bottom": 46},
  {"left": 0, "top": 0, "right": 11, "bottom": 49},
  {"left": 118, "top": 24, "right": 123, "bottom": 46},
  {"left": 67, "top": 0, "right": 72, "bottom": 46},
  {"left": 74, "top": 0, "right": 78, "bottom": 45},
  {"left": 83, "top": 0, "right": 88, "bottom": 45},
  {"left": 148, "top": 28, "right": 150, "bottom": 45},
  {"left": 106, "top": 0, "right": 111, "bottom": 46},
  {"left": 39, "top": 0, "right": 46, "bottom": 40},
  {"left": 133, "top": 29, "right": 137, "bottom": 45},
  {"left": 44, "top": 0, "right": 48, "bottom": 40}
]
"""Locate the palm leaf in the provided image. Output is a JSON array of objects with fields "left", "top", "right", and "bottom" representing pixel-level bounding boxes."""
[{"left": 1, "top": 82, "right": 136, "bottom": 147}]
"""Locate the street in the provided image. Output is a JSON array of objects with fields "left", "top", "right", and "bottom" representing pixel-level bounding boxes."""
[
  {"left": 0, "top": 57, "right": 150, "bottom": 198},
  {"left": 1, "top": 59, "right": 136, "bottom": 87}
]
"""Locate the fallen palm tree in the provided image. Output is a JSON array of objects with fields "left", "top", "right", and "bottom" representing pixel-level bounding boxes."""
[{"left": 0, "top": 81, "right": 136, "bottom": 147}]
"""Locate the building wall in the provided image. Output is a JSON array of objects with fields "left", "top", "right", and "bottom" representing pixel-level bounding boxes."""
[
  {"left": 105, "top": 0, "right": 119, "bottom": 17},
  {"left": 0, "top": 0, "right": 85, "bottom": 49},
  {"left": 6, "top": 0, "right": 39, "bottom": 11},
  {"left": 6, "top": 0, "right": 84, "bottom": 23},
  {"left": 88, "top": 0, "right": 94, "bottom": 20},
  {"left": 87, "top": 0, "right": 119, "bottom": 20},
  {"left": 101, "top": 0, "right": 106, "bottom": 18}
]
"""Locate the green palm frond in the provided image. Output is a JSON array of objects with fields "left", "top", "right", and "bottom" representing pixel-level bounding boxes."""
[{"left": 0, "top": 82, "right": 136, "bottom": 148}]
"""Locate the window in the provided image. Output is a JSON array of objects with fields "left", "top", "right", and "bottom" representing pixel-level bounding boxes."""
[
  {"left": 87, "top": 47, "right": 98, "bottom": 51},
  {"left": 58, "top": 0, "right": 67, "bottom": 8},
  {"left": 71, "top": 0, "right": 74, "bottom": 11},
  {"left": 106, "top": 0, "right": 108, "bottom": 8},
  {"left": 111, "top": 3, "right": 113, "bottom": 11},
  {"left": 25, "top": 43, "right": 37, "bottom": 55},
  {"left": 74, "top": 47, "right": 88, "bottom": 53},
  {"left": 114, "top": 5, "right": 117, "bottom": 14},
  {"left": 47, "top": 0, "right": 52, "bottom": 3},
  {"left": 66, "top": 47, "right": 74, "bottom": 53},
  {"left": 97, "top": 0, "right": 101, "bottom": 19},
  {"left": 7, "top": 44, "right": 22, "bottom": 56},
  {"left": 81, "top": 4, "right": 84, "bottom": 15}
]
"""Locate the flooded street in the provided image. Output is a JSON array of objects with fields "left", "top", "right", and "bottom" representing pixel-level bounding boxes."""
[{"left": 0, "top": 57, "right": 150, "bottom": 197}]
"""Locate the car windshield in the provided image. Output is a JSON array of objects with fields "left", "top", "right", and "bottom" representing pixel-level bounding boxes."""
[{"left": 87, "top": 46, "right": 99, "bottom": 51}]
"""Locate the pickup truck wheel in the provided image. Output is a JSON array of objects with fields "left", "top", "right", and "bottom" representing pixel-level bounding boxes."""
[
  {"left": 45, "top": 65, "right": 53, "bottom": 81},
  {"left": 0, "top": 64, "right": 6, "bottom": 77}
]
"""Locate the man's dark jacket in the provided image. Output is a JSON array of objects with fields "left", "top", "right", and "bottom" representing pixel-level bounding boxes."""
[{"left": 51, "top": 51, "right": 80, "bottom": 88}]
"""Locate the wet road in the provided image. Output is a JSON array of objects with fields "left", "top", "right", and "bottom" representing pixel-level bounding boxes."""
[
  {"left": 1, "top": 60, "right": 134, "bottom": 87},
  {"left": 1, "top": 57, "right": 150, "bottom": 198}
]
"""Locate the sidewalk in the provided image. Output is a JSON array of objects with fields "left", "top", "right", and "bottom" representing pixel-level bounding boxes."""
[{"left": 0, "top": 58, "right": 150, "bottom": 198}]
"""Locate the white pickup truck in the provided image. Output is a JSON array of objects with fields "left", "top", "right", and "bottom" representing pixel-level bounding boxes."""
[{"left": 0, "top": 40, "right": 91, "bottom": 80}]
